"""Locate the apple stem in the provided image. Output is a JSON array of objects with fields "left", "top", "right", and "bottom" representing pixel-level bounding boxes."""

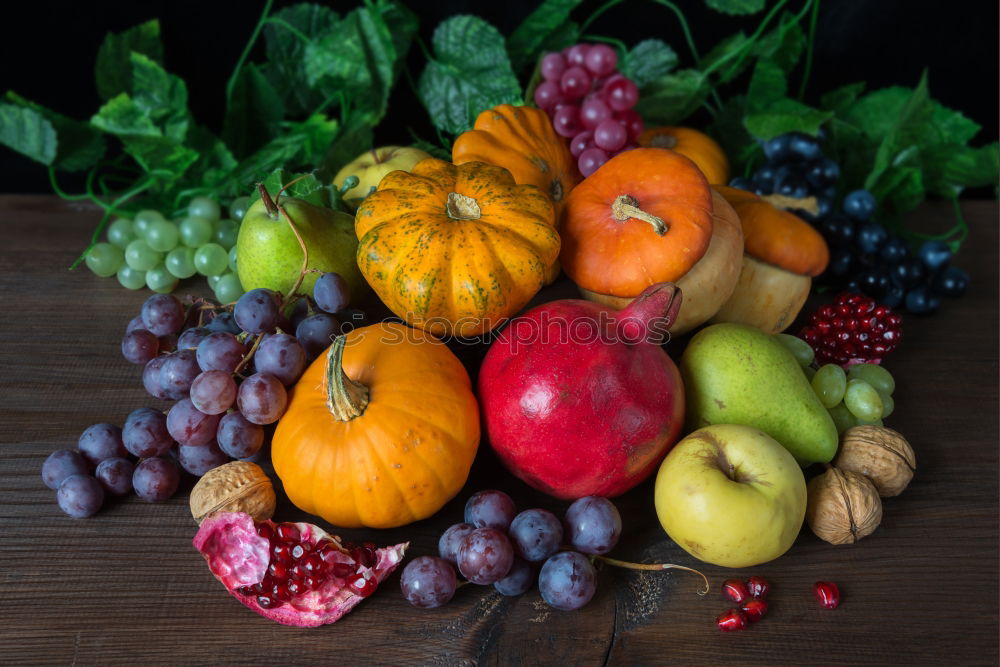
[
  {"left": 593, "top": 555, "right": 710, "bottom": 596},
  {"left": 277, "top": 203, "right": 310, "bottom": 307}
]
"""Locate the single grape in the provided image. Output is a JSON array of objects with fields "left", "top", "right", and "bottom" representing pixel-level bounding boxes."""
[
  {"left": 125, "top": 239, "right": 163, "bottom": 272},
  {"left": 188, "top": 196, "right": 221, "bottom": 221},
  {"left": 540, "top": 52, "right": 567, "bottom": 81},
  {"left": 95, "top": 457, "right": 134, "bottom": 496},
  {"left": 78, "top": 423, "right": 127, "bottom": 466},
  {"left": 142, "top": 356, "right": 171, "bottom": 400},
  {"left": 146, "top": 264, "right": 178, "bottom": 293},
  {"left": 194, "top": 243, "right": 229, "bottom": 276},
  {"left": 179, "top": 216, "right": 214, "bottom": 247},
  {"left": 565, "top": 44, "right": 590, "bottom": 66},
  {"left": 400, "top": 556, "right": 458, "bottom": 608},
  {"left": 533, "top": 81, "right": 564, "bottom": 110},
  {"left": 167, "top": 398, "right": 222, "bottom": 446},
  {"left": 551, "top": 105, "right": 582, "bottom": 138},
  {"left": 117, "top": 265, "right": 146, "bottom": 290},
  {"left": 133, "top": 209, "right": 166, "bottom": 238},
  {"left": 494, "top": 557, "right": 534, "bottom": 596},
  {"left": 132, "top": 456, "right": 180, "bottom": 502},
  {"left": 615, "top": 109, "right": 644, "bottom": 141},
  {"left": 811, "top": 364, "right": 847, "bottom": 408},
  {"left": 293, "top": 313, "right": 340, "bottom": 360},
  {"left": 228, "top": 246, "right": 238, "bottom": 273},
  {"left": 42, "top": 449, "right": 91, "bottom": 490},
  {"left": 456, "top": 527, "right": 514, "bottom": 585},
  {"left": 580, "top": 97, "right": 612, "bottom": 130},
  {"left": 583, "top": 44, "right": 617, "bottom": 77},
  {"left": 570, "top": 130, "right": 594, "bottom": 158},
  {"left": 121, "top": 329, "right": 159, "bottom": 365},
  {"left": 774, "top": 333, "right": 815, "bottom": 367},
  {"left": 847, "top": 363, "right": 895, "bottom": 396},
  {"left": 57, "top": 474, "right": 104, "bottom": 519},
  {"left": 196, "top": 332, "right": 246, "bottom": 373},
  {"left": 604, "top": 77, "right": 639, "bottom": 110},
  {"left": 593, "top": 119, "right": 626, "bottom": 151},
  {"left": 123, "top": 407, "right": 174, "bottom": 458},
  {"left": 125, "top": 315, "right": 146, "bottom": 334},
  {"left": 177, "top": 326, "right": 210, "bottom": 350},
  {"left": 464, "top": 489, "right": 516, "bottom": 530},
  {"left": 539, "top": 551, "right": 596, "bottom": 610},
  {"left": 237, "top": 373, "right": 288, "bottom": 425},
  {"left": 85, "top": 242, "right": 124, "bottom": 277},
  {"left": 216, "top": 412, "right": 264, "bottom": 459},
  {"left": 508, "top": 508, "right": 563, "bottom": 562},
  {"left": 165, "top": 246, "right": 197, "bottom": 279},
  {"left": 932, "top": 265, "right": 969, "bottom": 298},
  {"left": 314, "top": 273, "right": 350, "bottom": 314},
  {"left": 159, "top": 349, "right": 201, "bottom": 399},
  {"left": 438, "top": 522, "right": 475, "bottom": 565},
  {"left": 255, "top": 333, "right": 307, "bottom": 386},
  {"left": 205, "top": 311, "right": 241, "bottom": 335},
  {"left": 213, "top": 272, "right": 244, "bottom": 304},
  {"left": 578, "top": 147, "right": 609, "bottom": 177},
  {"left": 560, "top": 66, "right": 591, "bottom": 99},
  {"left": 189, "top": 370, "right": 237, "bottom": 415},
  {"left": 146, "top": 220, "right": 179, "bottom": 252},
  {"left": 879, "top": 391, "right": 895, "bottom": 420},
  {"left": 213, "top": 219, "right": 239, "bottom": 249},
  {"left": 207, "top": 274, "right": 223, "bottom": 291},
  {"left": 229, "top": 196, "right": 251, "bottom": 222},
  {"left": 234, "top": 288, "right": 281, "bottom": 333},
  {"left": 564, "top": 496, "right": 621, "bottom": 555},
  {"left": 843, "top": 189, "right": 877, "bottom": 221},
  {"left": 141, "top": 294, "right": 185, "bottom": 336},
  {"left": 178, "top": 441, "right": 229, "bottom": 476},
  {"left": 106, "top": 218, "right": 135, "bottom": 248},
  {"left": 844, "top": 379, "right": 883, "bottom": 421}
]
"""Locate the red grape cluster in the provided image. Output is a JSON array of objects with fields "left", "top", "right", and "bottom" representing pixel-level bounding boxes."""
[{"left": 533, "top": 43, "right": 644, "bottom": 177}]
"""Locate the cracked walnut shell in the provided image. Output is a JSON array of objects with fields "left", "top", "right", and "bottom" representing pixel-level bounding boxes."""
[
  {"left": 834, "top": 425, "right": 915, "bottom": 497},
  {"left": 190, "top": 461, "right": 276, "bottom": 525},
  {"left": 806, "top": 468, "right": 882, "bottom": 545}
]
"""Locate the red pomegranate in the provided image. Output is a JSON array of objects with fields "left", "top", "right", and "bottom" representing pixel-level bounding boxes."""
[{"left": 479, "top": 283, "right": 685, "bottom": 499}]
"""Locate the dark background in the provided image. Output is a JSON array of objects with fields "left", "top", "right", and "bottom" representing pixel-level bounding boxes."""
[{"left": 2, "top": 0, "right": 996, "bottom": 193}]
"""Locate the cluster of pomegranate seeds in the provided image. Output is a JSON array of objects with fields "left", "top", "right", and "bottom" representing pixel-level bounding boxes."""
[
  {"left": 235, "top": 521, "right": 376, "bottom": 609},
  {"left": 814, "top": 581, "right": 841, "bottom": 609},
  {"left": 716, "top": 576, "right": 770, "bottom": 632},
  {"left": 800, "top": 293, "right": 903, "bottom": 367}
]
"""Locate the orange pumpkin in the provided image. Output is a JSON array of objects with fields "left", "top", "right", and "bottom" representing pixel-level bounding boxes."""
[
  {"left": 355, "top": 159, "right": 560, "bottom": 337},
  {"left": 452, "top": 104, "right": 580, "bottom": 216},
  {"left": 559, "top": 147, "right": 714, "bottom": 297},
  {"left": 638, "top": 127, "right": 730, "bottom": 185},
  {"left": 272, "top": 323, "right": 480, "bottom": 529}
]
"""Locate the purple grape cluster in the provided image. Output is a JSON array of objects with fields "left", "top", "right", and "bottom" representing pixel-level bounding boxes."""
[{"left": 399, "top": 491, "right": 623, "bottom": 611}]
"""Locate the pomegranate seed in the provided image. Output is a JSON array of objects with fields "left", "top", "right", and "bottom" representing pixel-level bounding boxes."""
[
  {"left": 236, "top": 585, "right": 255, "bottom": 596},
  {"left": 276, "top": 523, "right": 300, "bottom": 542},
  {"left": 349, "top": 573, "right": 377, "bottom": 597},
  {"left": 716, "top": 609, "right": 747, "bottom": 632},
  {"left": 746, "top": 576, "right": 769, "bottom": 599},
  {"left": 255, "top": 522, "right": 275, "bottom": 541},
  {"left": 741, "top": 599, "right": 768, "bottom": 622},
  {"left": 303, "top": 553, "right": 325, "bottom": 574},
  {"left": 318, "top": 545, "right": 342, "bottom": 564},
  {"left": 291, "top": 543, "right": 309, "bottom": 560},
  {"left": 289, "top": 564, "right": 305, "bottom": 580},
  {"left": 287, "top": 579, "right": 307, "bottom": 597},
  {"left": 814, "top": 581, "right": 840, "bottom": 609},
  {"left": 351, "top": 545, "right": 376, "bottom": 569},
  {"left": 268, "top": 561, "right": 288, "bottom": 579},
  {"left": 330, "top": 562, "right": 355, "bottom": 578},
  {"left": 721, "top": 579, "right": 749, "bottom": 604},
  {"left": 273, "top": 542, "right": 294, "bottom": 564},
  {"left": 257, "top": 595, "right": 280, "bottom": 609},
  {"left": 260, "top": 575, "right": 276, "bottom": 592},
  {"left": 272, "top": 582, "right": 292, "bottom": 601}
]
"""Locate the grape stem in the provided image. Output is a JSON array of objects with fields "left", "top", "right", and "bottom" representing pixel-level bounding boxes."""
[
  {"left": 594, "top": 555, "right": 710, "bottom": 596},
  {"left": 232, "top": 334, "right": 263, "bottom": 378}
]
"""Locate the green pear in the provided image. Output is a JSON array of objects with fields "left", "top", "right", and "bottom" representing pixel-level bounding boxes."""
[
  {"left": 680, "top": 322, "right": 838, "bottom": 465},
  {"left": 236, "top": 190, "right": 365, "bottom": 302}
]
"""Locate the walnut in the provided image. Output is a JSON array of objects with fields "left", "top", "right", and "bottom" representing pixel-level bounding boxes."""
[
  {"left": 834, "top": 425, "right": 915, "bottom": 497},
  {"left": 806, "top": 467, "right": 882, "bottom": 545},
  {"left": 190, "top": 461, "right": 276, "bottom": 525}
]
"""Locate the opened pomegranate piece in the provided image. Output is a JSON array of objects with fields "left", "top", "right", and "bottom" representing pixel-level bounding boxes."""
[{"left": 193, "top": 512, "right": 408, "bottom": 627}]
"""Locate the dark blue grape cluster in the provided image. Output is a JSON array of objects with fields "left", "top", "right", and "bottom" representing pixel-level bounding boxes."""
[{"left": 731, "top": 132, "right": 970, "bottom": 315}]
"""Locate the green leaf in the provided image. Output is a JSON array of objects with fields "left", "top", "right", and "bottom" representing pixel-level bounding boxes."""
[
  {"left": 705, "top": 0, "right": 765, "bottom": 15},
  {"left": 262, "top": 4, "right": 341, "bottom": 117},
  {"left": 863, "top": 73, "right": 933, "bottom": 190},
  {"left": 924, "top": 143, "right": 999, "bottom": 197},
  {"left": 752, "top": 12, "right": 805, "bottom": 72},
  {"left": 869, "top": 165, "right": 924, "bottom": 215},
  {"left": 702, "top": 32, "right": 751, "bottom": 84},
  {"left": 746, "top": 59, "right": 787, "bottom": 111},
  {"left": 232, "top": 114, "right": 340, "bottom": 188},
  {"left": 129, "top": 52, "right": 190, "bottom": 142},
  {"left": 624, "top": 39, "right": 678, "bottom": 89},
  {"left": 374, "top": 0, "right": 419, "bottom": 80},
  {"left": 186, "top": 125, "right": 239, "bottom": 196},
  {"left": 418, "top": 16, "right": 522, "bottom": 135},
  {"left": 506, "top": 0, "right": 583, "bottom": 73},
  {"left": 0, "top": 103, "right": 57, "bottom": 165},
  {"left": 928, "top": 102, "right": 981, "bottom": 146},
  {"left": 4, "top": 92, "right": 105, "bottom": 171},
  {"left": 222, "top": 63, "right": 284, "bottom": 159},
  {"left": 252, "top": 168, "right": 332, "bottom": 208},
  {"left": 634, "top": 69, "right": 710, "bottom": 126},
  {"left": 821, "top": 82, "right": 866, "bottom": 116},
  {"left": 743, "top": 98, "right": 833, "bottom": 140},
  {"left": 95, "top": 20, "right": 163, "bottom": 102}
]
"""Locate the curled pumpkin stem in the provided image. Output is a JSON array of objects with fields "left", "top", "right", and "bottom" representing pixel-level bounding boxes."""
[
  {"left": 611, "top": 194, "right": 668, "bottom": 236},
  {"left": 325, "top": 334, "right": 370, "bottom": 421},
  {"left": 594, "top": 554, "right": 710, "bottom": 596}
]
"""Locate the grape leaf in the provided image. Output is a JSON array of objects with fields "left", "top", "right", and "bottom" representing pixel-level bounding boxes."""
[
  {"left": 262, "top": 4, "right": 341, "bottom": 118},
  {"left": 95, "top": 20, "right": 164, "bottom": 102},
  {"left": 746, "top": 59, "right": 787, "bottom": 111},
  {"left": 251, "top": 167, "right": 332, "bottom": 209},
  {"left": 3, "top": 92, "right": 105, "bottom": 172},
  {"left": 753, "top": 12, "right": 805, "bottom": 72},
  {"left": 222, "top": 64, "right": 284, "bottom": 160},
  {"left": 624, "top": 40, "right": 678, "bottom": 89},
  {"left": 863, "top": 73, "right": 933, "bottom": 191},
  {"left": 743, "top": 98, "right": 832, "bottom": 140},
  {"left": 705, "top": 0, "right": 765, "bottom": 16},
  {"left": 820, "top": 82, "right": 866, "bottom": 116},
  {"left": 868, "top": 164, "right": 924, "bottom": 216},
  {"left": 701, "top": 32, "right": 751, "bottom": 84},
  {"left": 418, "top": 16, "right": 522, "bottom": 135},
  {"left": 634, "top": 69, "right": 710, "bottom": 126},
  {"left": 232, "top": 114, "right": 339, "bottom": 188},
  {"left": 374, "top": 0, "right": 419, "bottom": 81},
  {"left": 130, "top": 53, "right": 190, "bottom": 142},
  {"left": 928, "top": 104, "right": 981, "bottom": 146},
  {"left": 923, "top": 143, "right": 1000, "bottom": 198},
  {"left": 0, "top": 104, "right": 57, "bottom": 165},
  {"left": 506, "top": 0, "right": 583, "bottom": 73},
  {"left": 186, "top": 125, "right": 239, "bottom": 196}
]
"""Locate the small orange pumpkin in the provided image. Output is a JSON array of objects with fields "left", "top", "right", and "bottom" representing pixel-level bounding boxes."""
[
  {"left": 559, "top": 147, "right": 714, "bottom": 297},
  {"left": 638, "top": 127, "right": 730, "bottom": 185},
  {"left": 272, "top": 323, "right": 480, "bottom": 529},
  {"left": 452, "top": 104, "right": 580, "bottom": 216}
]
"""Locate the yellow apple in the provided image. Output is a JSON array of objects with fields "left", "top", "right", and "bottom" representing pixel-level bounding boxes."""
[
  {"left": 654, "top": 423, "right": 806, "bottom": 568},
  {"left": 333, "top": 146, "right": 432, "bottom": 209}
]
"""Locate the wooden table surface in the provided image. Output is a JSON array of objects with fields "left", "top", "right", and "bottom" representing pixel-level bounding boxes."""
[{"left": 1, "top": 195, "right": 996, "bottom": 666}]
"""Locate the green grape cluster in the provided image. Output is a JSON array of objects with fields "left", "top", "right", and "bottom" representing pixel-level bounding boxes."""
[
  {"left": 775, "top": 334, "right": 896, "bottom": 435},
  {"left": 84, "top": 195, "right": 251, "bottom": 305}
]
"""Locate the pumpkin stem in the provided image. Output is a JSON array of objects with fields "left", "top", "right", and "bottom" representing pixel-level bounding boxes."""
[
  {"left": 611, "top": 195, "right": 668, "bottom": 236},
  {"left": 446, "top": 192, "right": 482, "bottom": 220},
  {"left": 325, "top": 334, "right": 370, "bottom": 421}
]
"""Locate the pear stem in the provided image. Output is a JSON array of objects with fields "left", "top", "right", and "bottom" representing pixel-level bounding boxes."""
[
  {"left": 594, "top": 555, "right": 710, "bottom": 595},
  {"left": 611, "top": 194, "right": 668, "bottom": 235},
  {"left": 257, "top": 183, "right": 279, "bottom": 219},
  {"left": 325, "top": 334, "right": 370, "bottom": 421}
]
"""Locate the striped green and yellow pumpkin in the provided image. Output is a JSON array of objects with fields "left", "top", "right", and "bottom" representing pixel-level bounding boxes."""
[{"left": 355, "top": 159, "right": 560, "bottom": 337}]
